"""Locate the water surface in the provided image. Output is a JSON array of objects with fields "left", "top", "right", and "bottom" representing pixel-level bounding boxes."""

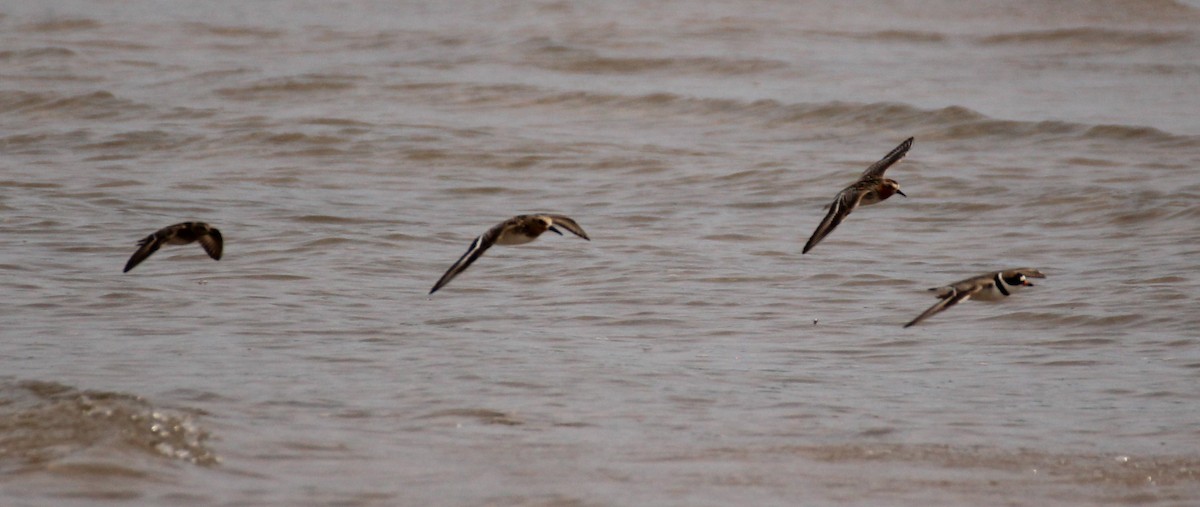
[{"left": 1, "top": 1, "right": 1199, "bottom": 505}]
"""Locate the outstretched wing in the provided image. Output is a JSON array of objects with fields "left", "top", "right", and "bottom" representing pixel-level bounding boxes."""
[
  {"left": 198, "top": 229, "right": 223, "bottom": 260},
  {"left": 543, "top": 215, "right": 589, "bottom": 240},
  {"left": 429, "top": 229, "right": 498, "bottom": 295},
  {"left": 123, "top": 234, "right": 162, "bottom": 273},
  {"left": 903, "top": 284, "right": 982, "bottom": 328},
  {"left": 861, "top": 137, "right": 914, "bottom": 179},
  {"left": 802, "top": 186, "right": 867, "bottom": 254}
]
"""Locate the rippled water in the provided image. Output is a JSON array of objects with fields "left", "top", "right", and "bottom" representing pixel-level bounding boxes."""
[{"left": 2, "top": 1, "right": 1199, "bottom": 505}]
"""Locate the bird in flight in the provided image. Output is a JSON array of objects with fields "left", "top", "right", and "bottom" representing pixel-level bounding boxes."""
[
  {"left": 904, "top": 268, "right": 1045, "bottom": 328},
  {"left": 124, "top": 222, "right": 223, "bottom": 272},
  {"left": 429, "top": 214, "right": 589, "bottom": 295},
  {"left": 803, "top": 137, "right": 913, "bottom": 254}
]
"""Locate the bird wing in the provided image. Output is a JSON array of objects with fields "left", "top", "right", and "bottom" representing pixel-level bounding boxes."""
[
  {"left": 802, "top": 186, "right": 867, "bottom": 254},
  {"left": 903, "top": 283, "right": 983, "bottom": 328},
  {"left": 429, "top": 227, "right": 500, "bottom": 295},
  {"left": 542, "top": 215, "right": 589, "bottom": 240},
  {"left": 198, "top": 229, "right": 223, "bottom": 260},
  {"left": 123, "top": 234, "right": 162, "bottom": 273},
  {"left": 861, "top": 137, "right": 914, "bottom": 178}
]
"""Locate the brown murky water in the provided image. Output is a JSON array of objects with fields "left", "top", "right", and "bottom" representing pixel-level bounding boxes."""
[{"left": 2, "top": 1, "right": 1199, "bottom": 505}]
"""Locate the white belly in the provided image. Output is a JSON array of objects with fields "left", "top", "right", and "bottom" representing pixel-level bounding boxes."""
[
  {"left": 972, "top": 284, "right": 1011, "bottom": 302},
  {"left": 495, "top": 230, "right": 538, "bottom": 246}
]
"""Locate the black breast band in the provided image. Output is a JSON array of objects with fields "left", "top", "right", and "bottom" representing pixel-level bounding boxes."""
[{"left": 993, "top": 273, "right": 1011, "bottom": 296}]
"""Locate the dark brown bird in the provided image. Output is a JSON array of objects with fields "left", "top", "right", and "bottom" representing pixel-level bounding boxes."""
[
  {"left": 430, "top": 214, "right": 589, "bottom": 295},
  {"left": 803, "top": 137, "right": 913, "bottom": 254},
  {"left": 124, "top": 222, "right": 223, "bottom": 272}
]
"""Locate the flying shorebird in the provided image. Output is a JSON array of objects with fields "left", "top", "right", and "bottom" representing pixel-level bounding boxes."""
[
  {"left": 429, "top": 214, "right": 589, "bottom": 295},
  {"left": 904, "top": 268, "right": 1045, "bottom": 328},
  {"left": 802, "top": 137, "right": 913, "bottom": 254},
  {"left": 123, "top": 222, "right": 223, "bottom": 272}
]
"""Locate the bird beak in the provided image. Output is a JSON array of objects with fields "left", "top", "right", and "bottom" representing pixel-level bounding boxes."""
[
  {"left": 548, "top": 226, "right": 563, "bottom": 235},
  {"left": 896, "top": 189, "right": 907, "bottom": 198}
]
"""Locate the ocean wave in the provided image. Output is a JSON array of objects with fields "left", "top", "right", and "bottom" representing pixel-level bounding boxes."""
[
  {"left": 0, "top": 90, "right": 150, "bottom": 120},
  {"left": 183, "top": 22, "right": 284, "bottom": 39},
  {"left": 81, "top": 129, "right": 201, "bottom": 152},
  {"left": 215, "top": 74, "right": 361, "bottom": 100},
  {"left": 787, "top": 442, "right": 1200, "bottom": 487},
  {"left": 0, "top": 47, "right": 76, "bottom": 60},
  {"left": 19, "top": 18, "right": 100, "bottom": 33},
  {"left": 249, "top": 131, "right": 349, "bottom": 146},
  {"left": 0, "top": 380, "right": 217, "bottom": 474},
  {"left": 292, "top": 214, "right": 370, "bottom": 224},
  {"left": 986, "top": 310, "right": 1146, "bottom": 330},
  {"left": 412, "top": 84, "right": 1198, "bottom": 146},
  {"left": 978, "top": 27, "right": 1191, "bottom": 47},
  {"left": 810, "top": 29, "right": 948, "bottom": 44},
  {"left": 543, "top": 53, "right": 786, "bottom": 75},
  {"left": 519, "top": 38, "right": 787, "bottom": 76}
]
